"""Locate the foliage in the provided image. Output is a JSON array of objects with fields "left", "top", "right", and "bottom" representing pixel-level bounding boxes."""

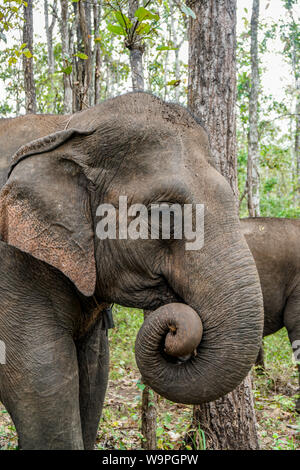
[
  {"left": 237, "top": 3, "right": 300, "bottom": 219},
  {"left": 0, "top": 0, "right": 26, "bottom": 43}
]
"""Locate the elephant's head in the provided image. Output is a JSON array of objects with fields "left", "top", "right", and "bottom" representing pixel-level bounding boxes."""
[{"left": 0, "top": 93, "right": 263, "bottom": 404}]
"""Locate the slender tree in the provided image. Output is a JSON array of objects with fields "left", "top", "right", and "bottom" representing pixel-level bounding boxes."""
[
  {"left": 22, "top": 0, "right": 36, "bottom": 114},
  {"left": 44, "top": 0, "right": 57, "bottom": 78},
  {"left": 282, "top": 1, "right": 300, "bottom": 196},
  {"left": 44, "top": 0, "right": 57, "bottom": 112},
  {"left": 188, "top": 0, "right": 238, "bottom": 199},
  {"left": 78, "top": 0, "right": 93, "bottom": 108},
  {"left": 187, "top": 0, "right": 260, "bottom": 450},
  {"left": 93, "top": 0, "right": 102, "bottom": 105},
  {"left": 140, "top": 312, "right": 157, "bottom": 450},
  {"left": 128, "top": 0, "right": 145, "bottom": 91},
  {"left": 60, "top": 0, "right": 72, "bottom": 114},
  {"left": 247, "top": 0, "right": 260, "bottom": 217},
  {"left": 127, "top": 2, "right": 157, "bottom": 447}
]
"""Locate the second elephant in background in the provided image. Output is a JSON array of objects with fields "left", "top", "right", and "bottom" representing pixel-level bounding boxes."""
[{"left": 241, "top": 217, "right": 300, "bottom": 412}]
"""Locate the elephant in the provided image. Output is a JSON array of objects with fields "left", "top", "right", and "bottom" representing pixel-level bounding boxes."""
[
  {"left": 241, "top": 217, "right": 300, "bottom": 412},
  {"left": 0, "top": 92, "right": 264, "bottom": 449}
]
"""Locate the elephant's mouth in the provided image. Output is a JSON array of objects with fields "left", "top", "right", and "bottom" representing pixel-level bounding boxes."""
[
  {"left": 136, "top": 302, "right": 203, "bottom": 370},
  {"left": 138, "top": 277, "right": 203, "bottom": 364}
]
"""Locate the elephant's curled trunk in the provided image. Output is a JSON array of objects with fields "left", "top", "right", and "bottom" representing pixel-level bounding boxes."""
[{"left": 135, "top": 242, "right": 264, "bottom": 405}]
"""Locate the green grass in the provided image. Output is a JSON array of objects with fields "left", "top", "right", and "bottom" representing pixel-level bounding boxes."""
[{"left": 253, "top": 328, "right": 299, "bottom": 450}]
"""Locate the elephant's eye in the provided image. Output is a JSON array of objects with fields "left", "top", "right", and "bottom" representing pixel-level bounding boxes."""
[{"left": 148, "top": 202, "right": 184, "bottom": 241}]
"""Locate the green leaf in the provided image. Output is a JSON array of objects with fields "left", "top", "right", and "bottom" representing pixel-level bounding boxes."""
[
  {"left": 136, "top": 382, "right": 146, "bottom": 391},
  {"left": 135, "top": 22, "right": 151, "bottom": 35},
  {"left": 156, "top": 45, "right": 178, "bottom": 51},
  {"left": 107, "top": 24, "right": 125, "bottom": 36},
  {"left": 61, "top": 65, "right": 73, "bottom": 75},
  {"left": 181, "top": 4, "right": 196, "bottom": 19},
  {"left": 23, "top": 48, "right": 32, "bottom": 58},
  {"left": 114, "top": 11, "right": 132, "bottom": 29},
  {"left": 74, "top": 52, "right": 89, "bottom": 60},
  {"left": 8, "top": 56, "right": 17, "bottom": 65},
  {"left": 167, "top": 79, "right": 181, "bottom": 87},
  {"left": 134, "top": 7, "right": 159, "bottom": 22}
]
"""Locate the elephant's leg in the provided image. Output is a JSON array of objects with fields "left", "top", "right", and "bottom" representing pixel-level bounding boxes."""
[
  {"left": 0, "top": 333, "right": 83, "bottom": 449},
  {"left": 0, "top": 308, "right": 83, "bottom": 449},
  {"left": 283, "top": 288, "right": 300, "bottom": 413},
  {"left": 76, "top": 318, "right": 109, "bottom": 450}
]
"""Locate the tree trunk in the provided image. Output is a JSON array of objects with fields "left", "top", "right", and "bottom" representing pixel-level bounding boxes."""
[
  {"left": 189, "top": 376, "right": 259, "bottom": 450},
  {"left": 188, "top": 0, "right": 238, "bottom": 199},
  {"left": 295, "top": 82, "right": 300, "bottom": 195},
  {"left": 128, "top": 3, "right": 157, "bottom": 444},
  {"left": 285, "top": 5, "right": 300, "bottom": 199},
  {"left": 141, "top": 378, "right": 158, "bottom": 450},
  {"left": 128, "top": 0, "right": 145, "bottom": 91},
  {"left": 72, "top": 1, "right": 80, "bottom": 112},
  {"left": 77, "top": 0, "right": 92, "bottom": 109},
  {"left": 44, "top": 0, "right": 57, "bottom": 113},
  {"left": 187, "top": 0, "right": 260, "bottom": 450},
  {"left": 170, "top": 1, "right": 181, "bottom": 103},
  {"left": 60, "top": 0, "right": 72, "bottom": 114},
  {"left": 140, "top": 307, "right": 157, "bottom": 449},
  {"left": 247, "top": 0, "right": 260, "bottom": 217},
  {"left": 23, "top": 0, "right": 36, "bottom": 114},
  {"left": 93, "top": 0, "right": 102, "bottom": 105},
  {"left": 44, "top": 0, "right": 57, "bottom": 76}
]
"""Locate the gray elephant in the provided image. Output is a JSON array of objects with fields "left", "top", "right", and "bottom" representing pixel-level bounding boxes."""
[
  {"left": 0, "top": 92, "right": 264, "bottom": 449},
  {"left": 241, "top": 217, "right": 300, "bottom": 412}
]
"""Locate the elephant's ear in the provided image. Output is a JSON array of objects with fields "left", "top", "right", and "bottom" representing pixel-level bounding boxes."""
[{"left": 0, "top": 129, "right": 96, "bottom": 297}]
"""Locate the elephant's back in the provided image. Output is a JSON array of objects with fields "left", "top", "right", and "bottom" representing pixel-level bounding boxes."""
[
  {"left": 0, "top": 114, "right": 69, "bottom": 188},
  {"left": 240, "top": 217, "right": 300, "bottom": 267}
]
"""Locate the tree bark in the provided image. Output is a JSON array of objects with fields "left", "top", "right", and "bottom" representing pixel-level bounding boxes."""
[
  {"left": 188, "top": 0, "right": 238, "bottom": 200},
  {"left": 295, "top": 82, "right": 300, "bottom": 195},
  {"left": 23, "top": 0, "right": 36, "bottom": 114},
  {"left": 44, "top": 0, "right": 57, "bottom": 112},
  {"left": 128, "top": 0, "right": 145, "bottom": 91},
  {"left": 77, "top": 0, "right": 92, "bottom": 109},
  {"left": 282, "top": 5, "right": 300, "bottom": 199},
  {"left": 93, "top": 0, "right": 102, "bottom": 105},
  {"left": 140, "top": 309, "right": 157, "bottom": 449},
  {"left": 128, "top": 4, "right": 157, "bottom": 442},
  {"left": 60, "top": 0, "right": 72, "bottom": 114},
  {"left": 141, "top": 378, "right": 158, "bottom": 450},
  {"left": 170, "top": 1, "right": 182, "bottom": 103},
  {"left": 188, "top": 376, "right": 259, "bottom": 450},
  {"left": 247, "top": 0, "right": 260, "bottom": 217},
  {"left": 44, "top": 0, "right": 57, "bottom": 77},
  {"left": 187, "top": 0, "right": 260, "bottom": 450}
]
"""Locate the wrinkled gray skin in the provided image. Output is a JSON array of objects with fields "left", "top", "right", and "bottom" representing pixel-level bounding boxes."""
[
  {"left": 241, "top": 217, "right": 300, "bottom": 412},
  {"left": 0, "top": 93, "right": 264, "bottom": 449}
]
